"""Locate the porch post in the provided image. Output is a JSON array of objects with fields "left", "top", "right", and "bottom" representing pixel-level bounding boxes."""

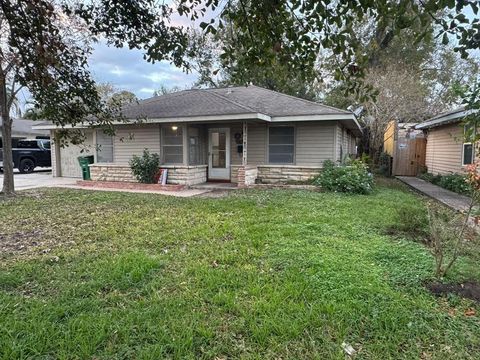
[
  {"left": 242, "top": 121, "right": 248, "bottom": 166},
  {"left": 238, "top": 121, "right": 248, "bottom": 188}
]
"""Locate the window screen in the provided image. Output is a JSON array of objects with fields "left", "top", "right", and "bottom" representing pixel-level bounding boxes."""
[
  {"left": 163, "top": 126, "right": 183, "bottom": 164},
  {"left": 96, "top": 130, "right": 113, "bottom": 163},
  {"left": 268, "top": 127, "right": 294, "bottom": 164}
]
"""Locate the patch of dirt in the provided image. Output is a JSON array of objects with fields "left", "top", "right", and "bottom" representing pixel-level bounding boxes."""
[
  {"left": 426, "top": 281, "right": 480, "bottom": 303},
  {"left": 0, "top": 230, "right": 44, "bottom": 254},
  {"left": 195, "top": 190, "right": 234, "bottom": 198}
]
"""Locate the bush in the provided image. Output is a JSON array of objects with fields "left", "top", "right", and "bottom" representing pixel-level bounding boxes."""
[
  {"left": 129, "top": 149, "right": 160, "bottom": 183},
  {"left": 376, "top": 152, "right": 392, "bottom": 177},
  {"left": 437, "top": 174, "right": 472, "bottom": 195},
  {"left": 313, "top": 159, "right": 374, "bottom": 194},
  {"left": 419, "top": 172, "right": 471, "bottom": 195}
]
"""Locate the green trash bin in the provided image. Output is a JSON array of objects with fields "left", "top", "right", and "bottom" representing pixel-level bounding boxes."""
[{"left": 77, "top": 155, "right": 94, "bottom": 180}]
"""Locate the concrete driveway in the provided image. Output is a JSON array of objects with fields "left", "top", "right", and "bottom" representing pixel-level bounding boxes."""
[{"left": 0, "top": 170, "right": 78, "bottom": 191}]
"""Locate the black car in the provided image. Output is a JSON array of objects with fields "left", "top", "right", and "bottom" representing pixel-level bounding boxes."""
[{"left": 0, "top": 139, "right": 52, "bottom": 173}]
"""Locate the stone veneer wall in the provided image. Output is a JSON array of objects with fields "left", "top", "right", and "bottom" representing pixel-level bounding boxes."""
[
  {"left": 89, "top": 164, "right": 207, "bottom": 185},
  {"left": 235, "top": 165, "right": 258, "bottom": 188},
  {"left": 256, "top": 165, "right": 322, "bottom": 184},
  {"left": 230, "top": 166, "right": 240, "bottom": 183}
]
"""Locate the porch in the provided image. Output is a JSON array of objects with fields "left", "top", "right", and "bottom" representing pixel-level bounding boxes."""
[
  {"left": 52, "top": 119, "right": 334, "bottom": 186},
  {"left": 88, "top": 121, "right": 258, "bottom": 187}
]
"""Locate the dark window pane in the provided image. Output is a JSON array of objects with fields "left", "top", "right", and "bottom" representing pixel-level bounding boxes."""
[
  {"left": 269, "top": 127, "right": 294, "bottom": 136},
  {"left": 164, "top": 154, "right": 183, "bottom": 164},
  {"left": 269, "top": 153, "right": 294, "bottom": 164},
  {"left": 269, "top": 145, "right": 294, "bottom": 153},
  {"left": 269, "top": 135, "right": 295, "bottom": 145},
  {"left": 268, "top": 127, "right": 294, "bottom": 164},
  {"left": 164, "top": 146, "right": 183, "bottom": 155},
  {"left": 463, "top": 144, "right": 473, "bottom": 165}
]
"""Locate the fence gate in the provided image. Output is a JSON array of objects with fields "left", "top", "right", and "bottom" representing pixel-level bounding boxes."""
[{"left": 393, "top": 138, "right": 426, "bottom": 176}]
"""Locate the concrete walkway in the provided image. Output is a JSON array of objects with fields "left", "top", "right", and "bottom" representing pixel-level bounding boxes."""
[
  {"left": 0, "top": 171, "right": 78, "bottom": 191},
  {"left": 397, "top": 176, "right": 473, "bottom": 212}
]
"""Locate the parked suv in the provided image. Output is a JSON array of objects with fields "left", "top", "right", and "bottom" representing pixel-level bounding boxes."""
[{"left": 0, "top": 139, "right": 51, "bottom": 173}]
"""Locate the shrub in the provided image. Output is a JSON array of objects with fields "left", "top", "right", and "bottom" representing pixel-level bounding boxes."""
[
  {"left": 437, "top": 174, "right": 471, "bottom": 195},
  {"left": 419, "top": 172, "right": 471, "bottom": 195},
  {"left": 313, "top": 159, "right": 374, "bottom": 194},
  {"left": 376, "top": 152, "right": 392, "bottom": 177},
  {"left": 129, "top": 149, "right": 160, "bottom": 183}
]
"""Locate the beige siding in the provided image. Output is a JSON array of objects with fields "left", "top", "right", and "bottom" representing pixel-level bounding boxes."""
[
  {"left": 342, "top": 128, "right": 348, "bottom": 158},
  {"left": 334, "top": 123, "right": 343, "bottom": 162},
  {"left": 295, "top": 122, "right": 335, "bottom": 166},
  {"left": 425, "top": 123, "right": 464, "bottom": 175},
  {"left": 58, "top": 129, "right": 94, "bottom": 178},
  {"left": 114, "top": 124, "right": 161, "bottom": 164},
  {"left": 106, "top": 121, "right": 342, "bottom": 172},
  {"left": 230, "top": 124, "right": 243, "bottom": 165},
  {"left": 335, "top": 123, "right": 342, "bottom": 162},
  {"left": 247, "top": 123, "right": 267, "bottom": 165}
]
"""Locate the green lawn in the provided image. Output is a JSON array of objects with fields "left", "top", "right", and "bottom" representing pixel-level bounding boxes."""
[{"left": 0, "top": 182, "right": 479, "bottom": 359}]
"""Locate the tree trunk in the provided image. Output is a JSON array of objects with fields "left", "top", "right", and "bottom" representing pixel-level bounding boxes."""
[{"left": 0, "top": 74, "right": 15, "bottom": 196}]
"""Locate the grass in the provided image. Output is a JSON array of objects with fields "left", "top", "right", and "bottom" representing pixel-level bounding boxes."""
[{"left": 0, "top": 181, "right": 479, "bottom": 359}]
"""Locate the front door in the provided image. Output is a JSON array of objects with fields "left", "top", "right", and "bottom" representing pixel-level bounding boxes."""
[{"left": 208, "top": 128, "right": 230, "bottom": 180}]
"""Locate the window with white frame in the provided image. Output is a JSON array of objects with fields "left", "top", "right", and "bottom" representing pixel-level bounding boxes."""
[
  {"left": 96, "top": 130, "right": 113, "bottom": 163},
  {"left": 463, "top": 124, "right": 475, "bottom": 166},
  {"left": 162, "top": 125, "right": 183, "bottom": 164},
  {"left": 268, "top": 126, "right": 294, "bottom": 164}
]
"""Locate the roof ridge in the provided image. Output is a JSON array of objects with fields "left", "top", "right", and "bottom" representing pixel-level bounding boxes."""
[
  {"left": 247, "top": 85, "right": 351, "bottom": 114},
  {"left": 139, "top": 89, "right": 191, "bottom": 104},
  {"left": 206, "top": 89, "right": 260, "bottom": 113}
]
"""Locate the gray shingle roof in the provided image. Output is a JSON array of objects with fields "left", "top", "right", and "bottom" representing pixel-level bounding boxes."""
[
  {"left": 122, "top": 85, "right": 350, "bottom": 119},
  {"left": 416, "top": 106, "right": 478, "bottom": 130},
  {"left": 0, "top": 118, "right": 49, "bottom": 138}
]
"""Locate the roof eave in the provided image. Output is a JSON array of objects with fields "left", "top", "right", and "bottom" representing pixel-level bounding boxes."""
[
  {"left": 32, "top": 113, "right": 271, "bottom": 130},
  {"left": 416, "top": 109, "right": 478, "bottom": 130}
]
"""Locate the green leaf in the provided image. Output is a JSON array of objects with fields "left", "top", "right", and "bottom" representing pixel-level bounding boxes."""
[{"left": 442, "top": 32, "right": 449, "bottom": 45}]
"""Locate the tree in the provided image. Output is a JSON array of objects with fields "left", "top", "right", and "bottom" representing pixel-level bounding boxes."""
[
  {"left": 187, "top": 16, "right": 322, "bottom": 100},
  {"left": 1, "top": 0, "right": 478, "bottom": 196},
  {"left": 321, "top": 14, "right": 479, "bottom": 159},
  {"left": 152, "top": 85, "right": 183, "bottom": 97},
  {"left": 96, "top": 83, "right": 137, "bottom": 106},
  {"left": 0, "top": 0, "right": 203, "bottom": 196}
]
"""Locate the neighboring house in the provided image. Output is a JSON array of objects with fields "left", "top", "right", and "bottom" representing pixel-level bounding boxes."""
[
  {"left": 0, "top": 118, "right": 49, "bottom": 144},
  {"left": 416, "top": 107, "right": 478, "bottom": 175},
  {"left": 33, "top": 85, "right": 361, "bottom": 185}
]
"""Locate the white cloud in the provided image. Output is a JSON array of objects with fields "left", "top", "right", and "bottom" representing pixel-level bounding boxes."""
[{"left": 88, "top": 41, "right": 197, "bottom": 99}]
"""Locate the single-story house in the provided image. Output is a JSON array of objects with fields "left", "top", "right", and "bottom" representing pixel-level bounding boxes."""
[
  {"left": 33, "top": 85, "right": 361, "bottom": 186},
  {"left": 416, "top": 107, "right": 478, "bottom": 175},
  {"left": 0, "top": 118, "right": 49, "bottom": 146}
]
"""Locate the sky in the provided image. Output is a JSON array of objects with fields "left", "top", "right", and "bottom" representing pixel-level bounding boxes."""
[
  {"left": 15, "top": 3, "right": 478, "bottom": 111},
  {"left": 86, "top": 5, "right": 478, "bottom": 102},
  {"left": 88, "top": 41, "right": 198, "bottom": 99}
]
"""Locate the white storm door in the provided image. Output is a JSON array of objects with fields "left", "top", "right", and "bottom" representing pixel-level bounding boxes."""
[{"left": 208, "top": 128, "right": 230, "bottom": 180}]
